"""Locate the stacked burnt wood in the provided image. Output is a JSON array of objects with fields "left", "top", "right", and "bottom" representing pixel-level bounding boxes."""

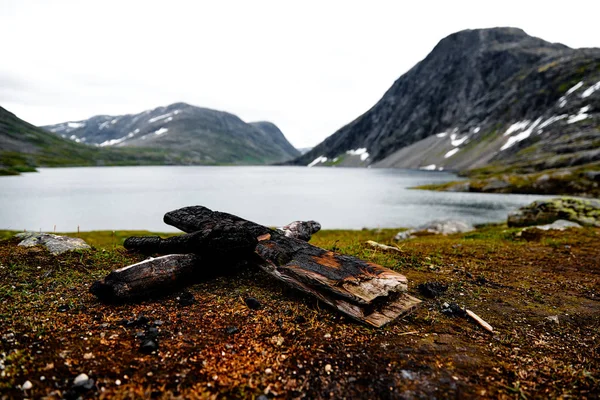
[{"left": 91, "top": 206, "right": 420, "bottom": 327}]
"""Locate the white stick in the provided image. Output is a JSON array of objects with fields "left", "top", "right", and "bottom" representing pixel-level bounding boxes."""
[{"left": 466, "top": 309, "right": 494, "bottom": 333}]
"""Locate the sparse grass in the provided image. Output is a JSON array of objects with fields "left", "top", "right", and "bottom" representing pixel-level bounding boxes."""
[{"left": 1, "top": 225, "right": 599, "bottom": 398}]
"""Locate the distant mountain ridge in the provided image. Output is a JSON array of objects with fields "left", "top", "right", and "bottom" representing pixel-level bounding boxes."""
[
  {"left": 0, "top": 106, "right": 182, "bottom": 175},
  {"left": 290, "top": 28, "right": 600, "bottom": 173},
  {"left": 43, "top": 103, "right": 300, "bottom": 165}
]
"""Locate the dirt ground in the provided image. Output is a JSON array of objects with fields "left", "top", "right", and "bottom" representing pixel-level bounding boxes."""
[{"left": 0, "top": 225, "right": 599, "bottom": 399}]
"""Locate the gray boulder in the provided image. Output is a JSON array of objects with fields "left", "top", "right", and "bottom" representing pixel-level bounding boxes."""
[
  {"left": 395, "top": 219, "right": 474, "bottom": 241},
  {"left": 507, "top": 197, "right": 600, "bottom": 227},
  {"left": 16, "top": 232, "right": 91, "bottom": 255}
]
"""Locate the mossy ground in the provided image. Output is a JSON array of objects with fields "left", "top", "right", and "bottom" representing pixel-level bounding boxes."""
[
  {"left": 1, "top": 226, "right": 599, "bottom": 399},
  {"left": 414, "top": 163, "right": 600, "bottom": 197}
]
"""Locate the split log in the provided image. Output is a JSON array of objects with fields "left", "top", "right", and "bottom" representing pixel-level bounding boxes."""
[
  {"left": 95, "top": 206, "right": 420, "bottom": 327},
  {"left": 255, "top": 233, "right": 420, "bottom": 327}
]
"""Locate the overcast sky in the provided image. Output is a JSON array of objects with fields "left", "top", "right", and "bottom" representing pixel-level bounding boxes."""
[{"left": 1, "top": 0, "right": 599, "bottom": 148}]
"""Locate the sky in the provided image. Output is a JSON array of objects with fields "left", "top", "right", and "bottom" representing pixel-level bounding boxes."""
[{"left": 1, "top": 0, "right": 599, "bottom": 148}]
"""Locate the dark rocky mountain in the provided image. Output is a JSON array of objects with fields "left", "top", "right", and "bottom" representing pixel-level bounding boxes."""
[
  {"left": 43, "top": 103, "right": 300, "bottom": 165},
  {"left": 291, "top": 28, "right": 600, "bottom": 173}
]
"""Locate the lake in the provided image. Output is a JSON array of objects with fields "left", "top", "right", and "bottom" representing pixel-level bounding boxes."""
[{"left": 0, "top": 166, "right": 553, "bottom": 232}]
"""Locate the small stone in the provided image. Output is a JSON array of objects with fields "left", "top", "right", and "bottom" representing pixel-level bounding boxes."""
[
  {"left": 324, "top": 333, "right": 331, "bottom": 339},
  {"left": 441, "top": 302, "right": 467, "bottom": 318},
  {"left": 225, "top": 326, "right": 239, "bottom": 335},
  {"left": 546, "top": 315, "right": 560, "bottom": 324},
  {"left": 153, "top": 320, "right": 164, "bottom": 326},
  {"left": 244, "top": 297, "right": 262, "bottom": 310},
  {"left": 115, "top": 379, "right": 121, "bottom": 386},
  {"left": 22, "top": 380, "right": 33, "bottom": 390},
  {"left": 73, "top": 373, "right": 89, "bottom": 386},
  {"left": 265, "top": 368, "right": 273, "bottom": 374},
  {"left": 417, "top": 282, "right": 448, "bottom": 298},
  {"left": 140, "top": 339, "right": 158, "bottom": 353},
  {"left": 257, "top": 395, "right": 269, "bottom": 400},
  {"left": 325, "top": 364, "right": 332, "bottom": 373},
  {"left": 83, "top": 352, "right": 93, "bottom": 359},
  {"left": 73, "top": 373, "right": 95, "bottom": 390},
  {"left": 178, "top": 291, "right": 195, "bottom": 306}
]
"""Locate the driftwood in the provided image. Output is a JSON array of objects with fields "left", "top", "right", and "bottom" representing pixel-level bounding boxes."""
[{"left": 92, "top": 206, "right": 420, "bottom": 327}]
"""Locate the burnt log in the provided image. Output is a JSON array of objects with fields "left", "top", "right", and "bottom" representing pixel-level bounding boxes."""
[
  {"left": 94, "top": 206, "right": 420, "bottom": 327},
  {"left": 254, "top": 233, "right": 420, "bottom": 327},
  {"left": 90, "top": 254, "right": 200, "bottom": 302}
]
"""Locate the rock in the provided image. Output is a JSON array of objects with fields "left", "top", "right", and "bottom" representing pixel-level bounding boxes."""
[
  {"left": 177, "top": 291, "right": 195, "bottom": 306},
  {"left": 57, "top": 304, "right": 70, "bottom": 312},
  {"left": 15, "top": 232, "right": 91, "bottom": 255},
  {"left": 446, "top": 181, "right": 471, "bottom": 192},
  {"left": 73, "top": 373, "right": 94, "bottom": 390},
  {"left": 441, "top": 302, "right": 467, "bottom": 318},
  {"left": 22, "top": 380, "right": 33, "bottom": 390},
  {"left": 417, "top": 282, "right": 448, "bottom": 298},
  {"left": 225, "top": 326, "right": 239, "bottom": 335},
  {"left": 279, "top": 220, "right": 322, "bottom": 241},
  {"left": 481, "top": 178, "right": 511, "bottom": 192},
  {"left": 527, "top": 219, "right": 582, "bottom": 231},
  {"left": 244, "top": 297, "right": 262, "bottom": 310},
  {"left": 584, "top": 171, "right": 600, "bottom": 182},
  {"left": 546, "top": 315, "right": 560, "bottom": 324},
  {"left": 395, "top": 219, "right": 474, "bottom": 241},
  {"left": 140, "top": 339, "right": 158, "bottom": 353},
  {"left": 508, "top": 197, "right": 600, "bottom": 227}
]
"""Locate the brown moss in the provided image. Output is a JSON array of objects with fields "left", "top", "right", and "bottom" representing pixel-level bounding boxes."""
[{"left": 0, "top": 226, "right": 599, "bottom": 398}]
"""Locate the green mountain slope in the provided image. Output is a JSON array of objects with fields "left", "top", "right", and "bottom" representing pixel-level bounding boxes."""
[{"left": 0, "top": 106, "right": 197, "bottom": 175}]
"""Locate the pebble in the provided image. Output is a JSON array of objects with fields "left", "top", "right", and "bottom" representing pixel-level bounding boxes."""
[
  {"left": 140, "top": 339, "right": 158, "bottom": 353},
  {"left": 324, "top": 333, "right": 331, "bottom": 339},
  {"left": 441, "top": 302, "right": 467, "bottom": 318},
  {"left": 225, "top": 326, "right": 239, "bottom": 335},
  {"left": 178, "top": 291, "right": 195, "bottom": 306},
  {"left": 115, "top": 379, "right": 121, "bottom": 386},
  {"left": 257, "top": 395, "right": 269, "bottom": 400},
  {"left": 22, "top": 380, "right": 33, "bottom": 390},
  {"left": 244, "top": 297, "right": 262, "bottom": 310},
  {"left": 265, "top": 368, "right": 273, "bottom": 374},
  {"left": 325, "top": 364, "right": 332, "bottom": 373},
  {"left": 73, "top": 373, "right": 89, "bottom": 386},
  {"left": 73, "top": 373, "right": 95, "bottom": 390},
  {"left": 417, "top": 282, "right": 448, "bottom": 298},
  {"left": 57, "top": 304, "right": 70, "bottom": 312}
]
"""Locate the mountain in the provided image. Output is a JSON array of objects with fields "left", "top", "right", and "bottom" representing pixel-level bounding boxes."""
[
  {"left": 291, "top": 28, "right": 600, "bottom": 174},
  {"left": 43, "top": 103, "right": 300, "bottom": 165},
  {"left": 0, "top": 106, "right": 197, "bottom": 175},
  {"left": 0, "top": 106, "right": 189, "bottom": 175}
]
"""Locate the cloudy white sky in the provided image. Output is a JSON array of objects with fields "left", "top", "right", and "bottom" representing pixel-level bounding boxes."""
[{"left": 1, "top": 0, "right": 599, "bottom": 148}]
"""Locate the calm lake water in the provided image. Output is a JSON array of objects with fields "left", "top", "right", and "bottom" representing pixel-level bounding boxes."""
[{"left": 0, "top": 166, "right": 553, "bottom": 232}]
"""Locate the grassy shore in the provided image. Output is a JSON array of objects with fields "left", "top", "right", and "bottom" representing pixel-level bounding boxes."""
[{"left": 1, "top": 226, "right": 599, "bottom": 398}]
